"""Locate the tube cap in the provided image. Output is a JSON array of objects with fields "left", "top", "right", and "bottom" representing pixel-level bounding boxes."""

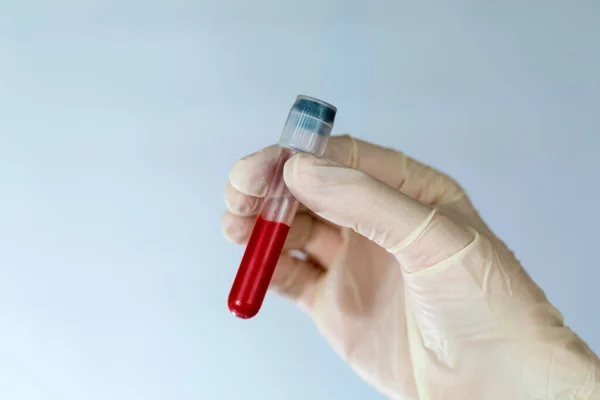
[{"left": 279, "top": 95, "right": 337, "bottom": 156}]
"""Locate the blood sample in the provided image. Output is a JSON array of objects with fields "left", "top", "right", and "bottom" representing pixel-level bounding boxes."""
[
  {"left": 227, "top": 216, "right": 290, "bottom": 319},
  {"left": 228, "top": 95, "right": 337, "bottom": 319}
]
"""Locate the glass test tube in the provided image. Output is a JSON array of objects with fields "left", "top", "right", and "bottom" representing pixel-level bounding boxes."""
[{"left": 228, "top": 95, "right": 337, "bottom": 319}]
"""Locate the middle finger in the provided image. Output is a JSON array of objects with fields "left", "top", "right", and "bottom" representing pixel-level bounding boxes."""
[{"left": 221, "top": 212, "right": 343, "bottom": 268}]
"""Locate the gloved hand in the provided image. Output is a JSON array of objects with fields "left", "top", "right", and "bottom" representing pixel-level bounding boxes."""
[{"left": 223, "top": 135, "right": 599, "bottom": 400}]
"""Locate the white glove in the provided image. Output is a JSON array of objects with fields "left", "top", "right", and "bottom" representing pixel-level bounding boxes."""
[{"left": 223, "top": 135, "right": 599, "bottom": 400}]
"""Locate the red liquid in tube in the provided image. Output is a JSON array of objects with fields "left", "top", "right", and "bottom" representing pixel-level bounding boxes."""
[{"left": 228, "top": 216, "right": 291, "bottom": 319}]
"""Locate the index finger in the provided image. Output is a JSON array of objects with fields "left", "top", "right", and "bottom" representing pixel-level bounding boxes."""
[{"left": 230, "top": 135, "right": 418, "bottom": 196}]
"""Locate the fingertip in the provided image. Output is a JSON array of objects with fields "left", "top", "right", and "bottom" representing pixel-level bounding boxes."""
[
  {"left": 224, "top": 181, "right": 261, "bottom": 216},
  {"left": 229, "top": 145, "right": 280, "bottom": 197},
  {"left": 221, "top": 212, "right": 254, "bottom": 244},
  {"left": 229, "top": 158, "right": 268, "bottom": 198},
  {"left": 221, "top": 212, "right": 236, "bottom": 243}
]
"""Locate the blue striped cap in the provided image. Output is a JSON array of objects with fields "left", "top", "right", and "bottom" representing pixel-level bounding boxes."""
[{"left": 292, "top": 95, "right": 337, "bottom": 126}]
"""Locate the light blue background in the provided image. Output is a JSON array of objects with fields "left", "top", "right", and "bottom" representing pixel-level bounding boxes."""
[{"left": 1, "top": 1, "right": 599, "bottom": 399}]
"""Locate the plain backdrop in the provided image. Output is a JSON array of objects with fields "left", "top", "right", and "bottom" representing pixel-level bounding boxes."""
[{"left": 1, "top": 1, "right": 599, "bottom": 399}]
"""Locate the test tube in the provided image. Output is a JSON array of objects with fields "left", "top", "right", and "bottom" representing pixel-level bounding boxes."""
[{"left": 228, "top": 95, "right": 337, "bottom": 319}]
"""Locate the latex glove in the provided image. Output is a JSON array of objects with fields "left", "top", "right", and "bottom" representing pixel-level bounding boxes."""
[{"left": 223, "top": 135, "right": 599, "bottom": 400}]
